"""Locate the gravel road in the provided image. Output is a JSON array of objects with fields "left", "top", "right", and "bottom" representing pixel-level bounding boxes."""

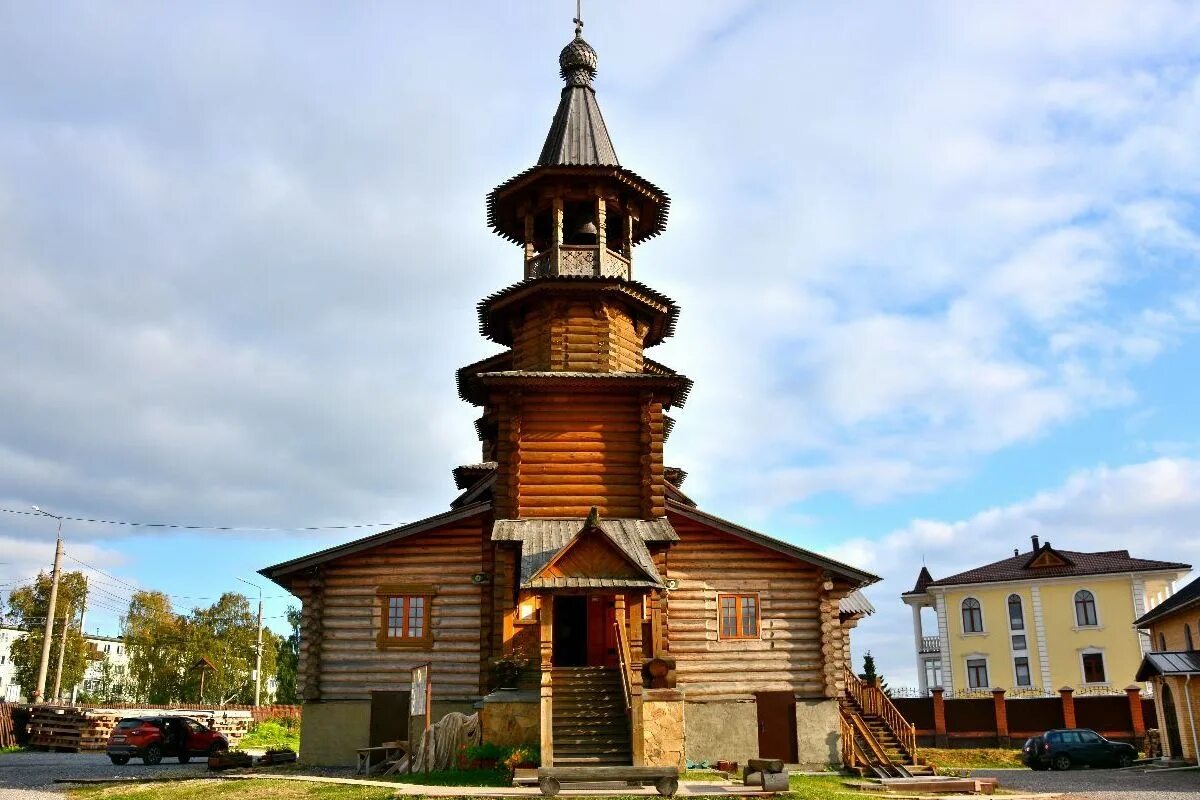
[{"left": 973, "top": 766, "right": 1200, "bottom": 799}]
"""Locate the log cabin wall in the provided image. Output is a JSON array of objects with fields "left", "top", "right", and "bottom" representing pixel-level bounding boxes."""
[
  {"left": 290, "top": 514, "right": 494, "bottom": 702},
  {"left": 663, "top": 513, "right": 853, "bottom": 702},
  {"left": 510, "top": 299, "right": 645, "bottom": 373},
  {"left": 501, "top": 391, "right": 656, "bottom": 519}
]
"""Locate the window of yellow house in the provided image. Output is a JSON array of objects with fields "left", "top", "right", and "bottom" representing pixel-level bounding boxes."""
[
  {"left": 1007, "top": 594, "right": 1024, "bottom": 630},
  {"left": 1073, "top": 590, "right": 1098, "bottom": 627},
  {"left": 1014, "top": 656, "right": 1032, "bottom": 687},
  {"left": 1081, "top": 650, "right": 1106, "bottom": 684},
  {"left": 966, "top": 657, "right": 989, "bottom": 688},
  {"left": 961, "top": 597, "right": 983, "bottom": 633}
]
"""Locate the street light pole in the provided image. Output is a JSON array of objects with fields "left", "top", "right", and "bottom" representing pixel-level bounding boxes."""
[
  {"left": 237, "top": 577, "right": 264, "bottom": 707},
  {"left": 31, "top": 506, "right": 64, "bottom": 705}
]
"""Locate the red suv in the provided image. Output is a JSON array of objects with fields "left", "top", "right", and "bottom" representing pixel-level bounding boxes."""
[{"left": 106, "top": 716, "right": 229, "bottom": 765}]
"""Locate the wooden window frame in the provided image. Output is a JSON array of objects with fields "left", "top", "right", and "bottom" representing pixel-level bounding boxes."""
[
  {"left": 965, "top": 657, "right": 989, "bottom": 689},
  {"left": 717, "top": 593, "right": 761, "bottom": 640},
  {"left": 376, "top": 584, "right": 435, "bottom": 649}
]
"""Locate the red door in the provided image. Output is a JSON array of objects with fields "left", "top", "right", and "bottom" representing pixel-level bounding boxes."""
[
  {"left": 586, "top": 596, "right": 617, "bottom": 667},
  {"left": 755, "top": 691, "right": 798, "bottom": 762}
]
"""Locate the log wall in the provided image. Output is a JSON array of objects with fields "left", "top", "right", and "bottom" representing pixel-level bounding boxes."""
[
  {"left": 663, "top": 513, "right": 851, "bottom": 702},
  {"left": 292, "top": 513, "right": 493, "bottom": 702},
  {"left": 510, "top": 299, "right": 645, "bottom": 374},
  {"left": 496, "top": 391, "right": 658, "bottom": 519}
]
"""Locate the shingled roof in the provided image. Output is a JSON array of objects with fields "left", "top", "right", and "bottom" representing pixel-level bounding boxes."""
[{"left": 922, "top": 541, "right": 1189, "bottom": 590}]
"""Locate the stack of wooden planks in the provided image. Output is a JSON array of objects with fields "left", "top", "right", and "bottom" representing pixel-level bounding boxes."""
[
  {"left": 27, "top": 705, "right": 252, "bottom": 751},
  {"left": 0, "top": 702, "right": 15, "bottom": 749}
]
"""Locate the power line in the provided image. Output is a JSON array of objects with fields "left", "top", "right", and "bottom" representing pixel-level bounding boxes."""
[{"left": 2, "top": 506, "right": 402, "bottom": 533}]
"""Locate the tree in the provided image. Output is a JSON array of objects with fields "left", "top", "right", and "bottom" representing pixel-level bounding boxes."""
[
  {"left": 7, "top": 571, "right": 91, "bottom": 700},
  {"left": 860, "top": 651, "right": 891, "bottom": 696},
  {"left": 273, "top": 606, "right": 301, "bottom": 704},
  {"left": 122, "top": 590, "right": 281, "bottom": 705}
]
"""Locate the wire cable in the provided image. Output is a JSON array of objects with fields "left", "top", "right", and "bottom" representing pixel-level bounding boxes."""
[{"left": 2, "top": 506, "right": 402, "bottom": 533}]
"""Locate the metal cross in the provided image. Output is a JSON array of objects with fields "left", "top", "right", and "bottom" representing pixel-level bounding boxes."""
[{"left": 573, "top": 0, "right": 583, "bottom": 35}]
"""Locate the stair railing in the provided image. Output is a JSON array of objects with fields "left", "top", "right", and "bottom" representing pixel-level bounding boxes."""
[
  {"left": 844, "top": 666, "right": 917, "bottom": 762},
  {"left": 612, "top": 620, "right": 633, "bottom": 714}
]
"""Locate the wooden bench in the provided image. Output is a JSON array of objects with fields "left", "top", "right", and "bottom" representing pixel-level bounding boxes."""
[
  {"left": 355, "top": 740, "right": 408, "bottom": 775},
  {"left": 537, "top": 766, "right": 679, "bottom": 797}
]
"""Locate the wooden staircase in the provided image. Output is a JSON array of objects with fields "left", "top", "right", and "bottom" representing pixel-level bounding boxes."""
[
  {"left": 841, "top": 668, "right": 932, "bottom": 778},
  {"left": 551, "top": 667, "right": 633, "bottom": 766}
]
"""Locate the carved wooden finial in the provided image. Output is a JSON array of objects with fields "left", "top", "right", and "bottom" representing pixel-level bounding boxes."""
[{"left": 585, "top": 505, "right": 600, "bottom": 528}]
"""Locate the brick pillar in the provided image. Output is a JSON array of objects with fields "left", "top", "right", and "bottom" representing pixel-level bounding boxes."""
[
  {"left": 1126, "top": 685, "right": 1145, "bottom": 749},
  {"left": 931, "top": 687, "right": 948, "bottom": 748},
  {"left": 1059, "top": 686, "right": 1076, "bottom": 729},
  {"left": 992, "top": 689, "right": 1010, "bottom": 747}
]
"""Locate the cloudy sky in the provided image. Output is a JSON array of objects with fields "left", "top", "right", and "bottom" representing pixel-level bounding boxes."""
[{"left": 2, "top": 1, "right": 1199, "bottom": 687}]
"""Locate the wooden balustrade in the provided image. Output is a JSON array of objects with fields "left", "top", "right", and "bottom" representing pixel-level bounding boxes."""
[
  {"left": 613, "top": 619, "right": 633, "bottom": 713},
  {"left": 844, "top": 666, "right": 917, "bottom": 761}
]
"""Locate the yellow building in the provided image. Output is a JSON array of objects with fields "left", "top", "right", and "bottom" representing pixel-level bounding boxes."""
[
  {"left": 1135, "top": 577, "right": 1200, "bottom": 763},
  {"left": 902, "top": 535, "right": 1189, "bottom": 697}
]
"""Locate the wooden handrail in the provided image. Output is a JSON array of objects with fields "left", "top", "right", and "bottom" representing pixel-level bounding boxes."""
[
  {"left": 844, "top": 709, "right": 892, "bottom": 768},
  {"left": 613, "top": 620, "right": 633, "bottom": 713},
  {"left": 844, "top": 666, "right": 917, "bottom": 761}
]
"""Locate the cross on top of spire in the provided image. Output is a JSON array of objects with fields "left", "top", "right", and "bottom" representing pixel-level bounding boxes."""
[{"left": 573, "top": 0, "right": 583, "bottom": 36}]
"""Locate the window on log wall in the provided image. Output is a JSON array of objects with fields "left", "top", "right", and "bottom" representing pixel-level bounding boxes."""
[
  {"left": 718, "top": 593, "right": 760, "bottom": 640},
  {"left": 376, "top": 584, "right": 434, "bottom": 648}
]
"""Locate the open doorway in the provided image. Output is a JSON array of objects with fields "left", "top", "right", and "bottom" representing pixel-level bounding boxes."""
[{"left": 553, "top": 596, "right": 588, "bottom": 666}]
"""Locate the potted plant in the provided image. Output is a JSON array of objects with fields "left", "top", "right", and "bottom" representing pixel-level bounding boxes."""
[{"left": 491, "top": 655, "right": 527, "bottom": 690}]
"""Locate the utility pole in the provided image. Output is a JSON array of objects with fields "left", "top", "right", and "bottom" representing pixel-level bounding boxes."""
[
  {"left": 237, "top": 577, "right": 264, "bottom": 706},
  {"left": 31, "top": 507, "right": 64, "bottom": 704},
  {"left": 51, "top": 613, "right": 67, "bottom": 702}
]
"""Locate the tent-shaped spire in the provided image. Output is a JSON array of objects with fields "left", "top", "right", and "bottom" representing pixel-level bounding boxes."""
[{"left": 537, "top": 31, "right": 618, "bottom": 166}]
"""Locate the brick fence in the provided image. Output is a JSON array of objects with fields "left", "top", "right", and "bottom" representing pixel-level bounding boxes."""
[{"left": 892, "top": 686, "right": 1157, "bottom": 749}]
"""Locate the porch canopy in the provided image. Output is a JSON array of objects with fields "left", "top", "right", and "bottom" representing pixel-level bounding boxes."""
[
  {"left": 493, "top": 515, "right": 675, "bottom": 590},
  {"left": 1136, "top": 651, "right": 1200, "bottom": 681}
]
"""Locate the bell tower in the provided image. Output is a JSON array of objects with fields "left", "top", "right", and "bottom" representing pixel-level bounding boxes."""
[{"left": 457, "top": 25, "right": 689, "bottom": 521}]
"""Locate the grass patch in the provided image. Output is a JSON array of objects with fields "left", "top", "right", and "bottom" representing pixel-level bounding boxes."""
[
  {"left": 1, "top": 745, "right": 29, "bottom": 754},
  {"left": 787, "top": 774, "right": 879, "bottom": 799},
  {"left": 919, "top": 747, "right": 1025, "bottom": 770},
  {"left": 238, "top": 721, "right": 300, "bottom": 751}
]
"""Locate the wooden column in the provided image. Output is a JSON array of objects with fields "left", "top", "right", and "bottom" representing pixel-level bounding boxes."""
[
  {"left": 615, "top": 594, "right": 645, "bottom": 765},
  {"left": 540, "top": 594, "right": 555, "bottom": 766},
  {"left": 507, "top": 391, "right": 522, "bottom": 519},
  {"left": 478, "top": 518, "right": 497, "bottom": 695},
  {"left": 1059, "top": 686, "right": 1076, "bottom": 729},
  {"left": 595, "top": 196, "right": 607, "bottom": 253},
  {"left": 992, "top": 689, "right": 1009, "bottom": 747},
  {"left": 551, "top": 196, "right": 564, "bottom": 274},
  {"left": 931, "top": 687, "right": 948, "bottom": 748},
  {"left": 524, "top": 214, "right": 535, "bottom": 261},
  {"left": 1126, "top": 685, "right": 1146, "bottom": 748},
  {"left": 648, "top": 590, "right": 663, "bottom": 659}
]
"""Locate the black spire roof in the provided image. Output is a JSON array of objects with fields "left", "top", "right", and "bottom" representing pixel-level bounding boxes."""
[{"left": 537, "top": 33, "right": 618, "bottom": 167}]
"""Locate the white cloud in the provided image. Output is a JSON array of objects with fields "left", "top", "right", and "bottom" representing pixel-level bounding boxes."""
[{"left": 837, "top": 457, "right": 1200, "bottom": 686}]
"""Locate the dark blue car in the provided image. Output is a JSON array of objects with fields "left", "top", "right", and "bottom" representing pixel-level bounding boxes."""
[{"left": 1022, "top": 728, "right": 1137, "bottom": 771}]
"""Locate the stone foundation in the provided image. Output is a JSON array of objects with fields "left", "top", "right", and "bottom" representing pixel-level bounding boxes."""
[
  {"left": 643, "top": 689, "right": 685, "bottom": 768},
  {"left": 795, "top": 698, "right": 840, "bottom": 768},
  {"left": 299, "top": 701, "right": 371, "bottom": 766},
  {"left": 684, "top": 700, "right": 758, "bottom": 763},
  {"left": 479, "top": 689, "right": 540, "bottom": 747}
]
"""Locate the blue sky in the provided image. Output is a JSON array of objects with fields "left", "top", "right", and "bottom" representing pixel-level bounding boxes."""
[{"left": 2, "top": 1, "right": 1199, "bottom": 687}]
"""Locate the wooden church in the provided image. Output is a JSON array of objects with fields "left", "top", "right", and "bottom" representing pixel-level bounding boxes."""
[{"left": 261, "top": 23, "right": 879, "bottom": 769}]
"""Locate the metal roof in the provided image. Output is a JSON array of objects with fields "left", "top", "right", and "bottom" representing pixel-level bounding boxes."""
[
  {"left": 925, "top": 546, "right": 1189, "bottom": 589},
  {"left": 493, "top": 517, "right": 675, "bottom": 589},
  {"left": 840, "top": 590, "right": 876, "bottom": 617},
  {"left": 1135, "top": 651, "right": 1200, "bottom": 681}
]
